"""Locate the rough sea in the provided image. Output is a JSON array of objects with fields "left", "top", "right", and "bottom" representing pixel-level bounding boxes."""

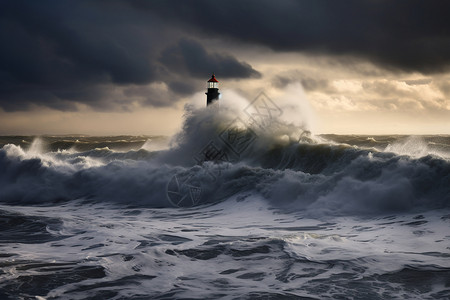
[{"left": 1, "top": 105, "right": 449, "bottom": 299}]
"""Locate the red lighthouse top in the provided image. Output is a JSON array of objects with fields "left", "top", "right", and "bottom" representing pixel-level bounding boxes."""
[{"left": 208, "top": 74, "right": 219, "bottom": 83}]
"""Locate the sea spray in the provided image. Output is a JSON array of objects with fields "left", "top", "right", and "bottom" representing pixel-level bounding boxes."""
[{"left": 0, "top": 114, "right": 448, "bottom": 214}]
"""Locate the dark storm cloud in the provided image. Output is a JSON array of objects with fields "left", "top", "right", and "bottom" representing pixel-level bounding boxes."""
[
  {"left": 0, "top": 2, "right": 158, "bottom": 84},
  {"left": 403, "top": 79, "right": 433, "bottom": 86},
  {"left": 0, "top": 0, "right": 258, "bottom": 111},
  {"left": 0, "top": 1, "right": 156, "bottom": 111},
  {"left": 2, "top": 0, "right": 450, "bottom": 112},
  {"left": 273, "top": 75, "right": 332, "bottom": 92},
  {"left": 160, "top": 39, "right": 260, "bottom": 79},
  {"left": 434, "top": 80, "right": 450, "bottom": 98},
  {"left": 141, "top": 0, "right": 450, "bottom": 73}
]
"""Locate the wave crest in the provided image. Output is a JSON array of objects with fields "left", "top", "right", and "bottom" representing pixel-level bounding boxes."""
[{"left": 0, "top": 107, "right": 449, "bottom": 215}]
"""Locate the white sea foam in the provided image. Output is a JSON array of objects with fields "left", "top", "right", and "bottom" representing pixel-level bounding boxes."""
[
  {"left": 1, "top": 200, "right": 448, "bottom": 299},
  {"left": 385, "top": 135, "right": 450, "bottom": 159}
]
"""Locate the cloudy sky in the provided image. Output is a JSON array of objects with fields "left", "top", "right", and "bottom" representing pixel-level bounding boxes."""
[{"left": 1, "top": 0, "right": 449, "bottom": 135}]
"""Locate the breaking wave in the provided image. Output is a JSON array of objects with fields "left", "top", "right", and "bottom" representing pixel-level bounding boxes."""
[{"left": 0, "top": 105, "right": 449, "bottom": 216}]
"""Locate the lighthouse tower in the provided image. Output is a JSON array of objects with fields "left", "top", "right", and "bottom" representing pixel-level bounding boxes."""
[{"left": 206, "top": 74, "right": 220, "bottom": 106}]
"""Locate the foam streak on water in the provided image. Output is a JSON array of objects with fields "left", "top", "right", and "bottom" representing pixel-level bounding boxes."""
[{"left": 0, "top": 201, "right": 449, "bottom": 299}]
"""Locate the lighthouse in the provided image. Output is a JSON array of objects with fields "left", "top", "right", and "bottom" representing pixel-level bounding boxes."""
[{"left": 206, "top": 74, "right": 220, "bottom": 106}]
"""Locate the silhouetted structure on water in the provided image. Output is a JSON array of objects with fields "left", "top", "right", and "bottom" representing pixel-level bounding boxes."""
[{"left": 206, "top": 74, "right": 220, "bottom": 106}]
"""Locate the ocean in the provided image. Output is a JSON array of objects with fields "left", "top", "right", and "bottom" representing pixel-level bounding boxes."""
[{"left": 0, "top": 107, "right": 449, "bottom": 299}]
